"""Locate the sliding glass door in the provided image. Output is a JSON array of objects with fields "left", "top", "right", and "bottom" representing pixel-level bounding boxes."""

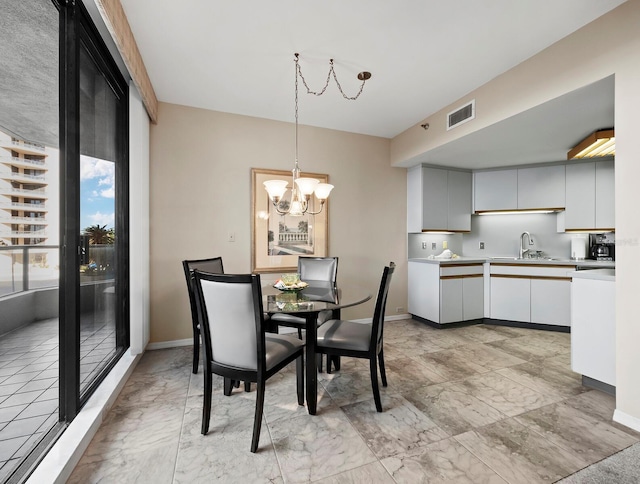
[
  {"left": 0, "top": 0, "right": 129, "bottom": 480},
  {"left": 60, "top": 0, "right": 129, "bottom": 417}
]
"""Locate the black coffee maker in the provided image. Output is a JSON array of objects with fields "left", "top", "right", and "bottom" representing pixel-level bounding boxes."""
[{"left": 588, "top": 234, "right": 615, "bottom": 261}]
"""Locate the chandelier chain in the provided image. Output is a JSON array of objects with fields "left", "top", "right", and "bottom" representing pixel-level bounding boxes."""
[{"left": 294, "top": 54, "right": 367, "bottom": 101}]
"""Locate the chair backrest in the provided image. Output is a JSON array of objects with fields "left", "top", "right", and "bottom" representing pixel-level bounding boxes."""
[
  {"left": 370, "top": 262, "right": 395, "bottom": 353},
  {"left": 193, "top": 271, "right": 265, "bottom": 371},
  {"left": 298, "top": 256, "right": 338, "bottom": 283},
  {"left": 182, "top": 257, "right": 224, "bottom": 330}
]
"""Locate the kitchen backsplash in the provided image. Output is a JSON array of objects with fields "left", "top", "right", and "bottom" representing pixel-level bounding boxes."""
[
  {"left": 409, "top": 213, "right": 614, "bottom": 260},
  {"left": 407, "top": 233, "right": 464, "bottom": 259}
]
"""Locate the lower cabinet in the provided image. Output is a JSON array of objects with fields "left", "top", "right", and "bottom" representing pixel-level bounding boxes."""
[
  {"left": 530, "top": 279, "right": 571, "bottom": 326},
  {"left": 489, "top": 264, "right": 574, "bottom": 327},
  {"left": 490, "top": 277, "right": 530, "bottom": 322},
  {"left": 409, "top": 261, "right": 484, "bottom": 325}
]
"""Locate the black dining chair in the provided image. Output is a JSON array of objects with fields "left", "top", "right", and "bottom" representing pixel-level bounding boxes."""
[
  {"left": 193, "top": 270, "right": 305, "bottom": 453},
  {"left": 270, "top": 256, "right": 338, "bottom": 370},
  {"left": 182, "top": 257, "right": 225, "bottom": 374},
  {"left": 270, "top": 256, "right": 339, "bottom": 337},
  {"left": 316, "top": 262, "right": 395, "bottom": 412}
]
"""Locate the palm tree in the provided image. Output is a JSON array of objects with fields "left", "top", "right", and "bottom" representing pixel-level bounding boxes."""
[{"left": 83, "top": 224, "right": 115, "bottom": 245}]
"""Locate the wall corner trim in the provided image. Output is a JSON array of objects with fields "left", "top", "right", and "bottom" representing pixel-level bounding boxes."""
[{"left": 94, "top": 0, "right": 159, "bottom": 123}]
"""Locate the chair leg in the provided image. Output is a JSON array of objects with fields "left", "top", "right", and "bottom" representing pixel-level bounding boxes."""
[
  {"left": 192, "top": 331, "right": 200, "bottom": 374},
  {"left": 332, "top": 355, "right": 341, "bottom": 371},
  {"left": 316, "top": 353, "right": 323, "bottom": 373},
  {"left": 297, "top": 327, "right": 303, "bottom": 339},
  {"left": 244, "top": 381, "right": 252, "bottom": 392},
  {"left": 251, "top": 379, "right": 266, "bottom": 453},
  {"left": 233, "top": 380, "right": 241, "bottom": 388},
  {"left": 369, "top": 358, "right": 383, "bottom": 412},
  {"left": 223, "top": 377, "right": 233, "bottom": 396},
  {"left": 326, "top": 354, "right": 332, "bottom": 374},
  {"left": 378, "top": 349, "right": 388, "bottom": 387},
  {"left": 201, "top": 369, "right": 212, "bottom": 434},
  {"left": 296, "top": 354, "right": 304, "bottom": 406}
]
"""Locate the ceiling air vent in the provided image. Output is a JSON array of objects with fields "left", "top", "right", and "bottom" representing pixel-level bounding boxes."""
[{"left": 447, "top": 99, "right": 475, "bottom": 130}]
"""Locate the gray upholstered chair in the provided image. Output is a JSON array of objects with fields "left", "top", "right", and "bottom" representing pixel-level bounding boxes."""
[
  {"left": 316, "top": 262, "right": 395, "bottom": 412},
  {"left": 193, "top": 270, "right": 304, "bottom": 453},
  {"left": 182, "top": 257, "right": 224, "bottom": 374},
  {"left": 270, "top": 256, "right": 339, "bottom": 337}
]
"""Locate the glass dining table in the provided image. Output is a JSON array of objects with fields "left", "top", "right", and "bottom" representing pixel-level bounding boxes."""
[{"left": 263, "top": 282, "right": 372, "bottom": 415}]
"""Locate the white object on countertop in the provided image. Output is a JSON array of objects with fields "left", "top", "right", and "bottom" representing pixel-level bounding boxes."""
[
  {"left": 571, "top": 234, "right": 588, "bottom": 260},
  {"left": 427, "top": 249, "right": 457, "bottom": 260}
]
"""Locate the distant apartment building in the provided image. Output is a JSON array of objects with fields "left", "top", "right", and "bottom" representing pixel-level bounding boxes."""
[
  {"left": 0, "top": 129, "right": 59, "bottom": 288},
  {"left": 0, "top": 131, "right": 49, "bottom": 247}
]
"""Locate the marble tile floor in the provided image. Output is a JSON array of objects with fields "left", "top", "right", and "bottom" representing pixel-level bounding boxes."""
[
  {"left": 69, "top": 319, "right": 640, "bottom": 483},
  {"left": 0, "top": 316, "right": 117, "bottom": 482}
]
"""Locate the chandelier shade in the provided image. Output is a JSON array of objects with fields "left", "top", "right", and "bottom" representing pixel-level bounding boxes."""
[{"left": 263, "top": 53, "right": 369, "bottom": 216}]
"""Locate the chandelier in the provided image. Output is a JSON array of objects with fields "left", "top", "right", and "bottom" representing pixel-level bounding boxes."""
[{"left": 263, "top": 53, "right": 372, "bottom": 216}]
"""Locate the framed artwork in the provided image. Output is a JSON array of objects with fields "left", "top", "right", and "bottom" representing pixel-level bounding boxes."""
[{"left": 251, "top": 168, "right": 329, "bottom": 273}]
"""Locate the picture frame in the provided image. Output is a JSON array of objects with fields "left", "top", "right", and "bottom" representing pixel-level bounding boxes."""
[{"left": 251, "top": 168, "right": 329, "bottom": 273}]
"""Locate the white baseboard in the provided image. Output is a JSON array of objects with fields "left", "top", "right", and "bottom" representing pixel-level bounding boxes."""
[
  {"left": 146, "top": 338, "right": 192, "bottom": 350},
  {"left": 613, "top": 409, "right": 640, "bottom": 433},
  {"left": 346, "top": 313, "right": 412, "bottom": 324}
]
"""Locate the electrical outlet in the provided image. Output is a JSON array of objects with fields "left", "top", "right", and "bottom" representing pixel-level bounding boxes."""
[
  {"left": 443, "top": 240, "right": 448, "bottom": 249},
  {"left": 395, "top": 307, "right": 404, "bottom": 313},
  {"left": 422, "top": 242, "right": 427, "bottom": 249},
  {"left": 431, "top": 242, "right": 436, "bottom": 250},
  {"left": 479, "top": 241, "right": 485, "bottom": 249}
]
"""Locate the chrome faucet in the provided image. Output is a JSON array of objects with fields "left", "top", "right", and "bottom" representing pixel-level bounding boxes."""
[{"left": 519, "top": 231, "right": 533, "bottom": 259}]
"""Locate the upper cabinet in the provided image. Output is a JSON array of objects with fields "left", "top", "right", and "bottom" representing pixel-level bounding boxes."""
[
  {"left": 474, "top": 169, "right": 517, "bottom": 212},
  {"left": 474, "top": 165, "right": 565, "bottom": 212},
  {"left": 565, "top": 160, "right": 614, "bottom": 231},
  {"left": 407, "top": 165, "right": 471, "bottom": 232},
  {"left": 517, "top": 165, "right": 565, "bottom": 209}
]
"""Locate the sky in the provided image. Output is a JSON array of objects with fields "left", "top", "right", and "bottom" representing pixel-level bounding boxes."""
[{"left": 80, "top": 155, "right": 115, "bottom": 231}]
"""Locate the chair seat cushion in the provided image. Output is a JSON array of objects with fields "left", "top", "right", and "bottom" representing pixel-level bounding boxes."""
[
  {"left": 317, "top": 320, "right": 371, "bottom": 352},
  {"left": 265, "top": 333, "right": 305, "bottom": 370}
]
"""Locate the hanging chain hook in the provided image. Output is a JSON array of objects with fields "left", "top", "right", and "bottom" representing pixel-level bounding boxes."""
[{"left": 294, "top": 53, "right": 371, "bottom": 101}]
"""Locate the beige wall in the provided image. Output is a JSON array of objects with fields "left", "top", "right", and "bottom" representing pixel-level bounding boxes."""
[
  {"left": 149, "top": 103, "right": 407, "bottom": 344},
  {"left": 391, "top": 0, "right": 640, "bottom": 427}
]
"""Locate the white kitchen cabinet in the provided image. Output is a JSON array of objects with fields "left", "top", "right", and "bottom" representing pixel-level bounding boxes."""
[
  {"left": 440, "top": 278, "right": 463, "bottom": 323},
  {"left": 463, "top": 276, "right": 484, "bottom": 320},
  {"left": 489, "top": 263, "right": 575, "bottom": 327},
  {"left": 565, "top": 160, "right": 614, "bottom": 230},
  {"left": 595, "top": 160, "right": 615, "bottom": 229},
  {"left": 409, "top": 261, "right": 483, "bottom": 325},
  {"left": 474, "top": 169, "right": 517, "bottom": 212},
  {"left": 408, "top": 260, "right": 439, "bottom": 321},
  {"left": 517, "top": 165, "right": 565, "bottom": 209},
  {"left": 530, "top": 278, "right": 571, "bottom": 326},
  {"left": 448, "top": 170, "right": 472, "bottom": 231},
  {"left": 407, "top": 166, "right": 471, "bottom": 232},
  {"left": 490, "top": 276, "right": 530, "bottom": 322},
  {"left": 571, "top": 270, "right": 615, "bottom": 386}
]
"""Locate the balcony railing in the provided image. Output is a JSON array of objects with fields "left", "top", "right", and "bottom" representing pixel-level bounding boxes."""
[
  {"left": 9, "top": 139, "right": 45, "bottom": 152},
  {"left": 0, "top": 172, "right": 47, "bottom": 182},
  {"left": 6, "top": 230, "right": 48, "bottom": 236},
  {"left": 1, "top": 187, "right": 47, "bottom": 198},
  {"left": 0, "top": 216, "right": 48, "bottom": 224},
  {"left": 0, "top": 155, "right": 46, "bottom": 167},
  {"left": 0, "top": 245, "right": 59, "bottom": 297},
  {"left": 0, "top": 200, "right": 47, "bottom": 211}
]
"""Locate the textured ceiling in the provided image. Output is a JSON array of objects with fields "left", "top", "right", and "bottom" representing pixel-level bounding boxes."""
[
  {"left": 0, "top": 0, "right": 58, "bottom": 147},
  {"left": 121, "top": 0, "right": 625, "bottom": 139}
]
